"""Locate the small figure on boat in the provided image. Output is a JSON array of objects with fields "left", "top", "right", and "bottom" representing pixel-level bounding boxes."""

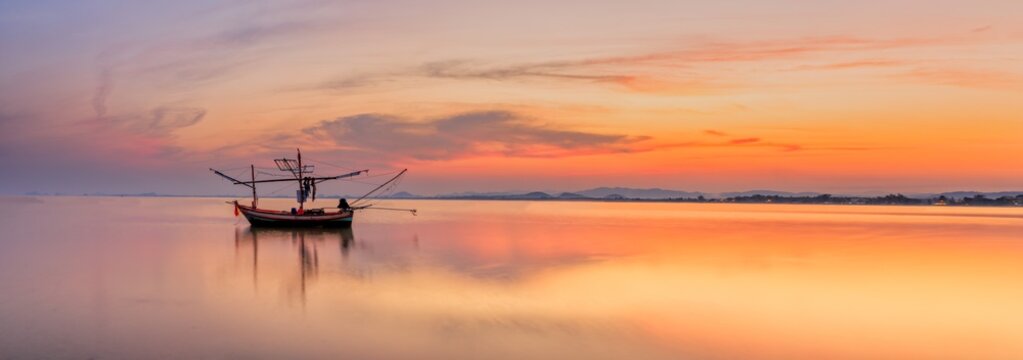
[{"left": 338, "top": 198, "right": 351, "bottom": 210}]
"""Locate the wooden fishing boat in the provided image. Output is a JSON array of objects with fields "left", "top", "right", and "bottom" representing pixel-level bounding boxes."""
[
  {"left": 211, "top": 149, "right": 414, "bottom": 228},
  {"left": 234, "top": 202, "right": 355, "bottom": 227}
]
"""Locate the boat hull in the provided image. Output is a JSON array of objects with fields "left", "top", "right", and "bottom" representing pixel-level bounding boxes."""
[{"left": 236, "top": 203, "right": 354, "bottom": 228}]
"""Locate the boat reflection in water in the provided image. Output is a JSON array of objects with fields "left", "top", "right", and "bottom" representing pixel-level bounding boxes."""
[{"left": 233, "top": 226, "right": 357, "bottom": 304}]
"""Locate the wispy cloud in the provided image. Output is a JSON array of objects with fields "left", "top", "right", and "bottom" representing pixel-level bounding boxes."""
[
  {"left": 316, "top": 32, "right": 996, "bottom": 95},
  {"left": 419, "top": 60, "right": 627, "bottom": 82},
  {"left": 791, "top": 59, "right": 906, "bottom": 71},
  {"left": 642, "top": 140, "right": 803, "bottom": 153},
  {"left": 141, "top": 106, "right": 206, "bottom": 134},
  {"left": 546, "top": 35, "right": 944, "bottom": 68},
  {"left": 72, "top": 13, "right": 337, "bottom": 162},
  {"left": 971, "top": 25, "right": 993, "bottom": 33},
  {"left": 85, "top": 105, "right": 205, "bottom": 133},
  {"left": 893, "top": 67, "right": 1023, "bottom": 90},
  {"left": 0, "top": 112, "right": 30, "bottom": 150},
  {"left": 729, "top": 137, "right": 761, "bottom": 145},
  {"left": 91, "top": 66, "right": 114, "bottom": 118},
  {"left": 202, "top": 21, "right": 320, "bottom": 48},
  {"left": 318, "top": 74, "right": 382, "bottom": 91},
  {"left": 74, "top": 106, "right": 207, "bottom": 159},
  {"left": 132, "top": 20, "right": 327, "bottom": 87},
  {"left": 416, "top": 60, "right": 732, "bottom": 95},
  {"left": 641, "top": 131, "right": 805, "bottom": 152},
  {"left": 78, "top": 15, "right": 330, "bottom": 132}
]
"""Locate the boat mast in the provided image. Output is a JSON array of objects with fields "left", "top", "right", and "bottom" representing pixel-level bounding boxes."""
[
  {"left": 250, "top": 164, "right": 258, "bottom": 208},
  {"left": 297, "top": 148, "right": 304, "bottom": 211}
]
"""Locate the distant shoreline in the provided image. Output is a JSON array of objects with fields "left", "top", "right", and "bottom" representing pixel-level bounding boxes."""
[{"left": 8, "top": 193, "right": 1022, "bottom": 207}]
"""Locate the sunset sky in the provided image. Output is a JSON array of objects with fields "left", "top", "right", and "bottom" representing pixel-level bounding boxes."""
[{"left": 1, "top": 0, "right": 1021, "bottom": 196}]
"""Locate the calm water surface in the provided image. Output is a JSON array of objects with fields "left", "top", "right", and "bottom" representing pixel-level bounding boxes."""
[{"left": 1, "top": 196, "right": 1022, "bottom": 359}]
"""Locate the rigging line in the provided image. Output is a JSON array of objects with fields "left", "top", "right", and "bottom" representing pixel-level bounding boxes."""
[
  {"left": 305, "top": 158, "right": 357, "bottom": 172},
  {"left": 373, "top": 179, "right": 404, "bottom": 200},
  {"left": 334, "top": 173, "right": 404, "bottom": 191},
  {"left": 336, "top": 178, "right": 394, "bottom": 186},
  {"left": 320, "top": 171, "right": 401, "bottom": 187},
  {"left": 256, "top": 171, "right": 294, "bottom": 177},
  {"left": 263, "top": 181, "right": 297, "bottom": 196},
  {"left": 357, "top": 184, "right": 402, "bottom": 206},
  {"left": 351, "top": 169, "right": 407, "bottom": 206}
]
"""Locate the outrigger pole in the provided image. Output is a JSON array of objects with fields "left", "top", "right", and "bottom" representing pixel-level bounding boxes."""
[
  {"left": 209, "top": 169, "right": 367, "bottom": 186},
  {"left": 210, "top": 169, "right": 254, "bottom": 188},
  {"left": 352, "top": 205, "right": 418, "bottom": 216}
]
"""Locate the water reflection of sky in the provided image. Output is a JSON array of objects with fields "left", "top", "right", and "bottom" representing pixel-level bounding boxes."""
[{"left": 1, "top": 196, "right": 1022, "bottom": 359}]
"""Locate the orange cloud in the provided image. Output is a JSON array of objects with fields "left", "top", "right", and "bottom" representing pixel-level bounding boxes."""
[
  {"left": 605, "top": 75, "right": 730, "bottom": 95},
  {"left": 729, "top": 137, "right": 761, "bottom": 144}
]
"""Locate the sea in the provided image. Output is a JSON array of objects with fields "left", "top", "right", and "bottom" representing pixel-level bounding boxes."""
[{"left": 1, "top": 196, "right": 1021, "bottom": 359}]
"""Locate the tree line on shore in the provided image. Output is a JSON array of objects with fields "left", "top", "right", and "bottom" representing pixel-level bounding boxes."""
[
  {"left": 683, "top": 193, "right": 1022, "bottom": 206},
  {"left": 435, "top": 191, "right": 1022, "bottom": 206}
]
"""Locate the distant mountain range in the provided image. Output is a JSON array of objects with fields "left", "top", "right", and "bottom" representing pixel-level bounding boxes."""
[{"left": 387, "top": 191, "right": 421, "bottom": 199}]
